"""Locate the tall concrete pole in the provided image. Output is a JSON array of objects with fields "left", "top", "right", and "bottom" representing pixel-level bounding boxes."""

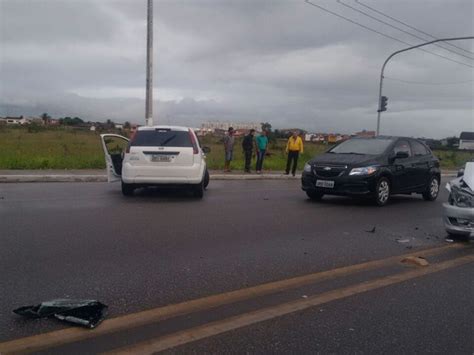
[
  {"left": 145, "top": 0, "right": 153, "bottom": 126},
  {"left": 376, "top": 36, "right": 473, "bottom": 136}
]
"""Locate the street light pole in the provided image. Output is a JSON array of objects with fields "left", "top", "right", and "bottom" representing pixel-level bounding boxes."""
[
  {"left": 145, "top": 0, "right": 154, "bottom": 126},
  {"left": 376, "top": 36, "right": 474, "bottom": 136}
]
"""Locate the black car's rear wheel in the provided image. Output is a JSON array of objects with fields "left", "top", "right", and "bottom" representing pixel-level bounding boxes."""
[
  {"left": 422, "top": 176, "right": 440, "bottom": 201},
  {"left": 374, "top": 177, "right": 390, "bottom": 206},
  {"left": 306, "top": 190, "right": 323, "bottom": 201}
]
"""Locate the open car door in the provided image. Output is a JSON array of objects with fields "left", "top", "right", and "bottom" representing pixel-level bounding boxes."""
[{"left": 100, "top": 134, "right": 130, "bottom": 183}]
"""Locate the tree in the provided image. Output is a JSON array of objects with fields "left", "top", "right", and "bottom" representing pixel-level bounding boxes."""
[
  {"left": 41, "top": 113, "right": 50, "bottom": 125},
  {"left": 261, "top": 122, "right": 272, "bottom": 133},
  {"left": 124, "top": 121, "right": 131, "bottom": 129}
]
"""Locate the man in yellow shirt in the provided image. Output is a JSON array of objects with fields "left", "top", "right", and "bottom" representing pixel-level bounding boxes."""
[{"left": 285, "top": 131, "right": 304, "bottom": 176}]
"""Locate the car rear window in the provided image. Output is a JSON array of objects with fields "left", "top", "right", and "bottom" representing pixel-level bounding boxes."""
[
  {"left": 329, "top": 138, "right": 394, "bottom": 155},
  {"left": 131, "top": 129, "right": 193, "bottom": 147}
]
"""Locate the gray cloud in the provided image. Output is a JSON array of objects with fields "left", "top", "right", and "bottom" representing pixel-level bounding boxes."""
[{"left": 0, "top": 0, "right": 473, "bottom": 138}]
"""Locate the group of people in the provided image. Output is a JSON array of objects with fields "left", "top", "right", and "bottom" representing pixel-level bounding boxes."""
[{"left": 223, "top": 127, "right": 304, "bottom": 176}]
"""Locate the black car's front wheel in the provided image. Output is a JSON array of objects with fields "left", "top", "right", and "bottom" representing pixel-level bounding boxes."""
[
  {"left": 422, "top": 175, "right": 440, "bottom": 201},
  {"left": 306, "top": 190, "right": 324, "bottom": 201},
  {"left": 374, "top": 177, "right": 390, "bottom": 206}
]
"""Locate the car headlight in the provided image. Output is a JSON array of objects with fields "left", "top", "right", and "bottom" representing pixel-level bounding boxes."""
[
  {"left": 304, "top": 163, "right": 312, "bottom": 173},
  {"left": 449, "top": 185, "right": 474, "bottom": 208},
  {"left": 349, "top": 166, "right": 378, "bottom": 176}
]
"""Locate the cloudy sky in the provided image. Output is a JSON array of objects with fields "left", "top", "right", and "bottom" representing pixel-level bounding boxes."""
[{"left": 0, "top": 0, "right": 473, "bottom": 138}]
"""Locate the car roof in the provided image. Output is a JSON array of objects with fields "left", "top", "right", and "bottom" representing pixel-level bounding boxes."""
[{"left": 137, "top": 125, "right": 191, "bottom": 132}]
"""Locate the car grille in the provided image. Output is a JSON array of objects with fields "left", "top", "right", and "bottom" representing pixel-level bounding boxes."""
[{"left": 313, "top": 165, "right": 347, "bottom": 178}]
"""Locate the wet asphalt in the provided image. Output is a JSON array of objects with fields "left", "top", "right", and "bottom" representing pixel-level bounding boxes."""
[{"left": 0, "top": 179, "right": 472, "bottom": 353}]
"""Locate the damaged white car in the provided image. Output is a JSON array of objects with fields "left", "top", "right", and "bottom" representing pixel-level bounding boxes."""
[{"left": 444, "top": 162, "right": 474, "bottom": 238}]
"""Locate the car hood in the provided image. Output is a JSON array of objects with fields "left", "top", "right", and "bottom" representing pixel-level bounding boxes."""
[{"left": 309, "top": 153, "right": 381, "bottom": 167}]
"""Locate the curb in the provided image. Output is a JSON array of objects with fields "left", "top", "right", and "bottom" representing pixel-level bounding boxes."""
[{"left": 0, "top": 173, "right": 456, "bottom": 183}]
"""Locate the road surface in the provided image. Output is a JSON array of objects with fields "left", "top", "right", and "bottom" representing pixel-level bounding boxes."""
[{"left": 0, "top": 180, "right": 472, "bottom": 354}]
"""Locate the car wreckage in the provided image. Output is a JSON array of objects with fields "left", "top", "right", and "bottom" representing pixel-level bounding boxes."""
[{"left": 444, "top": 162, "right": 474, "bottom": 238}]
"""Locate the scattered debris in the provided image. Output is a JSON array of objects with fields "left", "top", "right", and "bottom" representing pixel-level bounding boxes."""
[
  {"left": 349, "top": 328, "right": 355, "bottom": 331},
  {"left": 396, "top": 238, "right": 410, "bottom": 244},
  {"left": 263, "top": 197, "right": 269, "bottom": 201},
  {"left": 445, "top": 238, "right": 454, "bottom": 243},
  {"left": 13, "top": 299, "right": 108, "bottom": 329},
  {"left": 405, "top": 246, "right": 413, "bottom": 249},
  {"left": 366, "top": 226, "right": 376, "bottom": 233},
  {"left": 302, "top": 295, "right": 308, "bottom": 299},
  {"left": 414, "top": 227, "right": 419, "bottom": 230},
  {"left": 401, "top": 256, "right": 429, "bottom": 267}
]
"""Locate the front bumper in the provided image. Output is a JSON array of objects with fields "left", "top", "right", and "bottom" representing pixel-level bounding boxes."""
[
  {"left": 443, "top": 202, "right": 474, "bottom": 237},
  {"left": 301, "top": 171, "right": 378, "bottom": 196}
]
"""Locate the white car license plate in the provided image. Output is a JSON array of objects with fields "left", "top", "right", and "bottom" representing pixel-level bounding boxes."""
[
  {"left": 316, "top": 180, "right": 335, "bottom": 188},
  {"left": 151, "top": 155, "right": 173, "bottom": 162}
]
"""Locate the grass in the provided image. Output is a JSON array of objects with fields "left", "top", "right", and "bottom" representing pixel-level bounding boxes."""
[{"left": 0, "top": 126, "right": 472, "bottom": 170}]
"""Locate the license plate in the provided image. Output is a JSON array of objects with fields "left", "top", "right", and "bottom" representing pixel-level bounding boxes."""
[
  {"left": 151, "top": 155, "right": 173, "bottom": 162},
  {"left": 316, "top": 180, "right": 335, "bottom": 188}
]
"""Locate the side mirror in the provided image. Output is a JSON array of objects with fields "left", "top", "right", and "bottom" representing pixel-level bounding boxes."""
[
  {"left": 457, "top": 168, "right": 464, "bottom": 177},
  {"left": 202, "top": 146, "right": 211, "bottom": 154}
]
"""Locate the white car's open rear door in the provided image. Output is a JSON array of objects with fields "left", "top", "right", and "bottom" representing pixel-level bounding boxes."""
[{"left": 100, "top": 134, "right": 130, "bottom": 182}]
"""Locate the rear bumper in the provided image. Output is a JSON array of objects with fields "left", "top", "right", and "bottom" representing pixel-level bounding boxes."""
[
  {"left": 443, "top": 203, "right": 474, "bottom": 237},
  {"left": 122, "top": 162, "right": 205, "bottom": 185},
  {"left": 301, "top": 172, "right": 377, "bottom": 196}
]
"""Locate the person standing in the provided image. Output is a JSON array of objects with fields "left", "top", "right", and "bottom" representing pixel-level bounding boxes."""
[
  {"left": 255, "top": 130, "right": 269, "bottom": 174},
  {"left": 223, "top": 127, "right": 235, "bottom": 172},
  {"left": 242, "top": 129, "right": 255, "bottom": 173},
  {"left": 285, "top": 131, "right": 304, "bottom": 176}
]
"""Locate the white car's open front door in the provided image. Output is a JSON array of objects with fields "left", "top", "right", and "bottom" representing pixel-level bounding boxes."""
[{"left": 100, "top": 134, "right": 130, "bottom": 182}]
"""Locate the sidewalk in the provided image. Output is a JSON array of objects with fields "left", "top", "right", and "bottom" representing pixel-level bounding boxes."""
[
  {"left": 0, "top": 170, "right": 303, "bottom": 183},
  {"left": 0, "top": 169, "right": 458, "bottom": 183}
]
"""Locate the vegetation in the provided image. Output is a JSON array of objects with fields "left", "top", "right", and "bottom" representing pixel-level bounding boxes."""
[{"left": 0, "top": 126, "right": 472, "bottom": 170}]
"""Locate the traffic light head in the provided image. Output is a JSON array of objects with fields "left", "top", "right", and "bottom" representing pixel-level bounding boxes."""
[{"left": 379, "top": 96, "right": 388, "bottom": 112}]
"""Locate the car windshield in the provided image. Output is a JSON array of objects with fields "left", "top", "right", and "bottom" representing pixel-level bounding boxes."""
[
  {"left": 131, "top": 129, "right": 192, "bottom": 147},
  {"left": 329, "top": 138, "right": 393, "bottom": 155}
]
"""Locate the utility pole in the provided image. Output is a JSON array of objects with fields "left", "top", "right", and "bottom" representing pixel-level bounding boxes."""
[
  {"left": 376, "top": 36, "right": 474, "bottom": 136},
  {"left": 145, "top": 0, "right": 153, "bottom": 126}
]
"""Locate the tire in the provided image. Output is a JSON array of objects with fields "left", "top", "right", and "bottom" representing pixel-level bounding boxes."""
[
  {"left": 422, "top": 175, "right": 440, "bottom": 201},
  {"left": 203, "top": 168, "right": 210, "bottom": 189},
  {"left": 306, "top": 190, "right": 323, "bottom": 201},
  {"left": 121, "top": 181, "right": 134, "bottom": 196},
  {"left": 374, "top": 177, "right": 390, "bottom": 206},
  {"left": 193, "top": 180, "right": 204, "bottom": 199}
]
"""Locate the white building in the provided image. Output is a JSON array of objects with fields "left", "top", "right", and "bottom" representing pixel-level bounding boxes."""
[
  {"left": 459, "top": 132, "right": 474, "bottom": 150},
  {"left": 201, "top": 121, "right": 261, "bottom": 132}
]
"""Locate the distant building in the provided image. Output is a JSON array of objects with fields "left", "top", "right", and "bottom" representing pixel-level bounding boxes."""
[
  {"left": 1, "top": 116, "right": 31, "bottom": 125},
  {"left": 115, "top": 124, "right": 124, "bottom": 130},
  {"left": 201, "top": 121, "right": 260, "bottom": 132},
  {"left": 459, "top": 132, "right": 474, "bottom": 150},
  {"left": 90, "top": 125, "right": 97, "bottom": 132},
  {"left": 355, "top": 130, "right": 376, "bottom": 138}
]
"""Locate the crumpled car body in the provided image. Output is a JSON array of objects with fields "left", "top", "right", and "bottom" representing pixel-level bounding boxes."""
[
  {"left": 13, "top": 299, "right": 108, "bottom": 329},
  {"left": 443, "top": 162, "right": 474, "bottom": 237}
]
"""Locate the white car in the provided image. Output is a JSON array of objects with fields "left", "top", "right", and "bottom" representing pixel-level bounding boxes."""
[{"left": 100, "top": 126, "right": 210, "bottom": 198}]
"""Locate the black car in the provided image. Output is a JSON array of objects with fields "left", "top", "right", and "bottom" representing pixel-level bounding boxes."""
[{"left": 301, "top": 136, "right": 441, "bottom": 206}]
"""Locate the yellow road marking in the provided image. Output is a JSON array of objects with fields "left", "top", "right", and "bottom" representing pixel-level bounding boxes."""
[
  {"left": 0, "top": 244, "right": 464, "bottom": 354},
  {"left": 106, "top": 254, "right": 474, "bottom": 355}
]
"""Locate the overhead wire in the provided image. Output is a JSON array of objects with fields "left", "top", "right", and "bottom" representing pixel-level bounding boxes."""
[
  {"left": 304, "top": 1, "right": 473, "bottom": 68},
  {"left": 384, "top": 77, "right": 474, "bottom": 85},
  {"left": 337, "top": 0, "right": 474, "bottom": 62},
  {"left": 355, "top": 0, "right": 474, "bottom": 56}
]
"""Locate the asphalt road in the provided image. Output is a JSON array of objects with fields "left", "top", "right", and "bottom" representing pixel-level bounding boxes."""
[{"left": 0, "top": 179, "right": 472, "bottom": 354}]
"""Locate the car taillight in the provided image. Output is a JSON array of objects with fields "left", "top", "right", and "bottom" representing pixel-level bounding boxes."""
[{"left": 189, "top": 129, "right": 199, "bottom": 154}]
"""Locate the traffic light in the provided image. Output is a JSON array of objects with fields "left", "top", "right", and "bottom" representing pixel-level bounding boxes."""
[{"left": 378, "top": 96, "right": 388, "bottom": 112}]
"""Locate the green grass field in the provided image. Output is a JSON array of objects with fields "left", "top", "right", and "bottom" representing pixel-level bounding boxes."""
[{"left": 0, "top": 126, "right": 472, "bottom": 170}]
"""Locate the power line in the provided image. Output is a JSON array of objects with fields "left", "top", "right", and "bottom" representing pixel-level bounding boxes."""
[
  {"left": 337, "top": 0, "right": 474, "bottom": 61},
  {"left": 304, "top": 0, "right": 473, "bottom": 68},
  {"left": 385, "top": 77, "right": 474, "bottom": 85},
  {"left": 355, "top": 0, "right": 474, "bottom": 56}
]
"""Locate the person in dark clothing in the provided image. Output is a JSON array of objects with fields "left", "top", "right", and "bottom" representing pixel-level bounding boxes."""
[{"left": 242, "top": 129, "right": 255, "bottom": 173}]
